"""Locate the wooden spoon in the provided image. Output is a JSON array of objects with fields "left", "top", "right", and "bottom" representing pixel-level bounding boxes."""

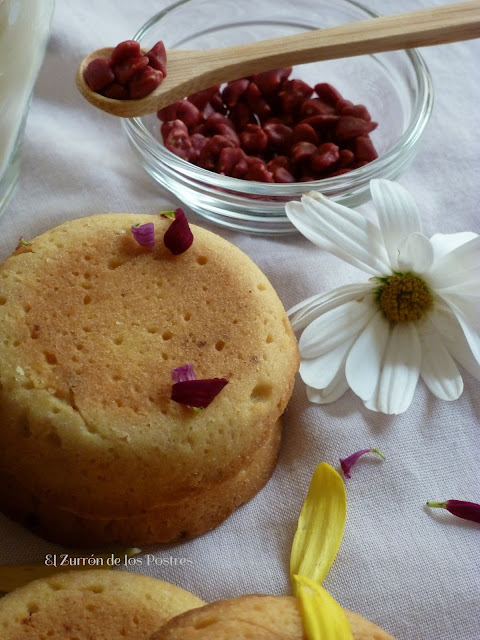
[{"left": 76, "top": 0, "right": 480, "bottom": 118}]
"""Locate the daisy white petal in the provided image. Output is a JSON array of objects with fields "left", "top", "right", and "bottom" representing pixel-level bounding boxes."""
[
  {"left": 306, "top": 370, "right": 349, "bottom": 404},
  {"left": 365, "top": 323, "right": 421, "bottom": 414},
  {"left": 428, "top": 301, "right": 480, "bottom": 380},
  {"left": 419, "top": 319, "right": 463, "bottom": 400},
  {"left": 288, "top": 292, "right": 328, "bottom": 332},
  {"left": 370, "top": 178, "right": 422, "bottom": 270},
  {"left": 300, "top": 338, "right": 355, "bottom": 389},
  {"left": 427, "top": 235, "right": 480, "bottom": 289},
  {"left": 438, "top": 277, "right": 480, "bottom": 297},
  {"left": 447, "top": 293, "right": 480, "bottom": 317},
  {"left": 430, "top": 231, "right": 478, "bottom": 261},
  {"left": 397, "top": 232, "right": 434, "bottom": 273},
  {"left": 299, "top": 299, "right": 377, "bottom": 359},
  {"left": 345, "top": 311, "right": 389, "bottom": 402},
  {"left": 288, "top": 291, "right": 326, "bottom": 319},
  {"left": 286, "top": 191, "right": 390, "bottom": 275},
  {"left": 449, "top": 344, "right": 480, "bottom": 381},
  {"left": 285, "top": 201, "right": 339, "bottom": 256},
  {"left": 440, "top": 293, "right": 480, "bottom": 366},
  {"left": 288, "top": 283, "right": 373, "bottom": 333}
]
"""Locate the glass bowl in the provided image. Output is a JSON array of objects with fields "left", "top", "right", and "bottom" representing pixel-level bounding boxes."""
[{"left": 122, "top": 0, "right": 433, "bottom": 235}]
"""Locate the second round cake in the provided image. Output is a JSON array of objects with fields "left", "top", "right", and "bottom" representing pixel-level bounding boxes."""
[{"left": 0, "top": 213, "right": 298, "bottom": 545}]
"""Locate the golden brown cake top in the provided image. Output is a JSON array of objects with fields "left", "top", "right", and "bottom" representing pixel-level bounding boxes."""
[
  {"left": 0, "top": 214, "right": 298, "bottom": 517},
  {"left": 151, "top": 594, "right": 397, "bottom": 640},
  {"left": 0, "top": 569, "right": 204, "bottom": 639}
]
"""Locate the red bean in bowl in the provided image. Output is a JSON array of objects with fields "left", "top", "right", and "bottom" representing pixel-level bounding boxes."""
[{"left": 157, "top": 68, "right": 378, "bottom": 183}]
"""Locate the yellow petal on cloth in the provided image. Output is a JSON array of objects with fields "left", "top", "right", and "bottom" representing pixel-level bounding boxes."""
[
  {"left": 294, "top": 574, "right": 354, "bottom": 640},
  {"left": 290, "top": 462, "right": 346, "bottom": 588}
]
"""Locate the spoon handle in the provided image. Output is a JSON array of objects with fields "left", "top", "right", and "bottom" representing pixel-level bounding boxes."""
[
  {"left": 188, "top": 0, "right": 480, "bottom": 82},
  {"left": 77, "top": 1, "right": 480, "bottom": 117}
]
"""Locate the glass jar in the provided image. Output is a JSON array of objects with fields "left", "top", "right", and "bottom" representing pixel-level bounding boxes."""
[{"left": 0, "top": 0, "right": 55, "bottom": 218}]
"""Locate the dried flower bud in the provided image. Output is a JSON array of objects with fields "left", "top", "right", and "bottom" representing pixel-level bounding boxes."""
[
  {"left": 163, "top": 208, "right": 193, "bottom": 255},
  {"left": 171, "top": 364, "right": 228, "bottom": 409},
  {"left": 339, "top": 448, "right": 385, "bottom": 479},
  {"left": 426, "top": 500, "right": 480, "bottom": 524}
]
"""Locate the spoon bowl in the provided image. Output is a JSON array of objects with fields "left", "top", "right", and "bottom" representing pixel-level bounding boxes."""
[{"left": 76, "top": 0, "right": 479, "bottom": 118}]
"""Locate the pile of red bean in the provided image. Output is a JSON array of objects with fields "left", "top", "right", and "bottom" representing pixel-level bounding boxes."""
[
  {"left": 84, "top": 40, "right": 167, "bottom": 100},
  {"left": 158, "top": 67, "right": 378, "bottom": 183}
]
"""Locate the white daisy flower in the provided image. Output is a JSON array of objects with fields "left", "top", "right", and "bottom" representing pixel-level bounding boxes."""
[{"left": 285, "top": 179, "right": 480, "bottom": 414}]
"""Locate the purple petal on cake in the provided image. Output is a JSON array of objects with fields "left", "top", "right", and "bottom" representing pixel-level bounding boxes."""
[
  {"left": 171, "top": 378, "right": 228, "bottom": 408},
  {"left": 163, "top": 208, "right": 194, "bottom": 255},
  {"left": 131, "top": 222, "right": 155, "bottom": 247},
  {"left": 171, "top": 363, "right": 196, "bottom": 384},
  {"left": 339, "top": 448, "right": 385, "bottom": 478},
  {"left": 427, "top": 500, "right": 480, "bottom": 524}
]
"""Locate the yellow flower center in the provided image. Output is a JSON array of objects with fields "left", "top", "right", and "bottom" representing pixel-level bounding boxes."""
[{"left": 376, "top": 273, "right": 433, "bottom": 324}]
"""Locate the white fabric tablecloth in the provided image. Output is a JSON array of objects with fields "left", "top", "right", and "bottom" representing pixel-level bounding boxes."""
[{"left": 1, "top": 2, "right": 479, "bottom": 639}]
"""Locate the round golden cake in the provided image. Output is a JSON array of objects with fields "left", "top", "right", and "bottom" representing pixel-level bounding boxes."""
[
  {"left": 150, "top": 594, "right": 397, "bottom": 640},
  {"left": 0, "top": 569, "right": 204, "bottom": 639},
  {"left": 0, "top": 417, "right": 282, "bottom": 546},
  {"left": 0, "top": 213, "right": 298, "bottom": 544}
]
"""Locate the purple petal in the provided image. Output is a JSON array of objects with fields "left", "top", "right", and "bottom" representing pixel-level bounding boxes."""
[
  {"left": 163, "top": 208, "right": 193, "bottom": 255},
  {"left": 171, "top": 363, "right": 196, "bottom": 383},
  {"left": 339, "top": 448, "right": 385, "bottom": 478},
  {"left": 131, "top": 222, "right": 155, "bottom": 247},
  {"left": 171, "top": 378, "right": 228, "bottom": 408},
  {"left": 427, "top": 500, "right": 480, "bottom": 524}
]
